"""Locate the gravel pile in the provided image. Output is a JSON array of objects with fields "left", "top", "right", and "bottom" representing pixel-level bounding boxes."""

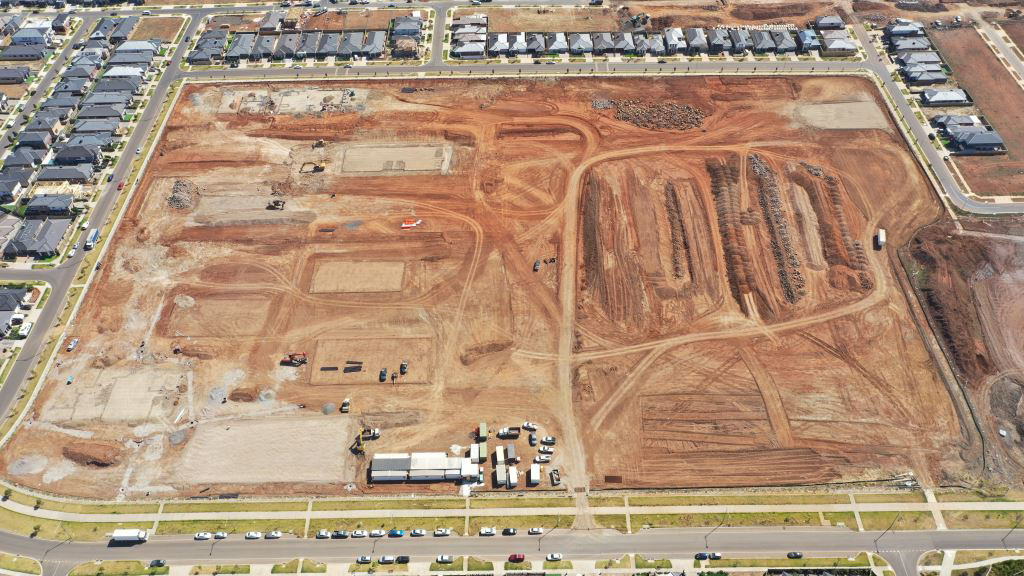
[
  {"left": 168, "top": 179, "right": 199, "bottom": 210},
  {"left": 592, "top": 99, "right": 615, "bottom": 109},
  {"left": 611, "top": 100, "right": 705, "bottom": 131},
  {"left": 800, "top": 161, "right": 825, "bottom": 178}
]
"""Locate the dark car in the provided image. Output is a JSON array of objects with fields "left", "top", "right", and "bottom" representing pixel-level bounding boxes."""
[
  {"left": 529, "top": 433, "right": 537, "bottom": 446},
  {"left": 502, "top": 528, "right": 517, "bottom": 536},
  {"left": 508, "top": 554, "right": 525, "bottom": 563},
  {"left": 788, "top": 552, "right": 803, "bottom": 559},
  {"left": 396, "top": 556, "right": 410, "bottom": 564},
  {"left": 710, "top": 553, "right": 722, "bottom": 560},
  {"left": 331, "top": 530, "right": 349, "bottom": 539},
  {"left": 150, "top": 561, "right": 166, "bottom": 568},
  {"left": 695, "top": 553, "right": 709, "bottom": 561}
]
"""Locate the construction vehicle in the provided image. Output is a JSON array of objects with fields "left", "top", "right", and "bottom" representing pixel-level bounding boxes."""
[
  {"left": 360, "top": 427, "right": 380, "bottom": 440},
  {"left": 379, "top": 368, "right": 387, "bottom": 382},
  {"left": 267, "top": 199, "right": 286, "bottom": 210},
  {"left": 533, "top": 260, "right": 541, "bottom": 272},
  {"left": 341, "top": 398, "right": 350, "bottom": 413},
  {"left": 280, "top": 352, "right": 308, "bottom": 366},
  {"left": 350, "top": 434, "right": 365, "bottom": 455},
  {"left": 391, "top": 371, "right": 398, "bottom": 383},
  {"left": 401, "top": 218, "right": 422, "bottom": 229},
  {"left": 313, "top": 139, "right": 326, "bottom": 148},
  {"left": 400, "top": 360, "right": 408, "bottom": 375}
]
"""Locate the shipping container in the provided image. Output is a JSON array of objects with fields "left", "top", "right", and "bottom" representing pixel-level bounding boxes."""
[
  {"left": 477, "top": 422, "right": 488, "bottom": 440},
  {"left": 470, "top": 443, "right": 480, "bottom": 463},
  {"left": 528, "top": 463, "right": 540, "bottom": 485},
  {"left": 495, "top": 445, "right": 505, "bottom": 464},
  {"left": 506, "top": 443, "right": 517, "bottom": 463},
  {"left": 495, "top": 463, "right": 506, "bottom": 486},
  {"left": 507, "top": 466, "right": 519, "bottom": 488}
]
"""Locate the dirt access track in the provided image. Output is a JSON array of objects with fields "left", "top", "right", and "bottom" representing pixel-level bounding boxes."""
[{"left": 0, "top": 77, "right": 970, "bottom": 499}]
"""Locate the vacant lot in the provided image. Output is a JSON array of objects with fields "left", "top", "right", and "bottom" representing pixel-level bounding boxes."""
[
  {"left": 130, "top": 16, "right": 185, "bottom": 42},
  {"left": 0, "top": 77, "right": 965, "bottom": 501},
  {"left": 454, "top": 6, "right": 620, "bottom": 32},
  {"left": 1002, "top": 21, "right": 1024, "bottom": 60},
  {"left": 301, "top": 9, "right": 408, "bottom": 31},
  {"left": 931, "top": 27, "right": 1024, "bottom": 198}
]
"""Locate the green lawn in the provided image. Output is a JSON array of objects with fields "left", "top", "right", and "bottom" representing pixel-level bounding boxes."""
[
  {"left": 594, "top": 515, "right": 628, "bottom": 532},
  {"left": 504, "top": 561, "right": 531, "bottom": 570},
  {"left": 348, "top": 562, "right": 405, "bottom": 573},
  {"left": 588, "top": 496, "right": 626, "bottom": 507},
  {"left": 954, "top": 551, "right": 1024, "bottom": 564},
  {"left": 633, "top": 512, "right": 823, "bottom": 529},
  {"left": 190, "top": 566, "right": 249, "bottom": 575},
  {"left": 635, "top": 555, "right": 671, "bottom": 569},
  {"left": 465, "top": 557, "right": 492, "bottom": 571},
  {"left": 0, "top": 505, "right": 152, "bottom": 541},
  {"left": 468, "top": 515, "right": 573, "bottom": 533},
  {"left": 920, "top": 551, "right": 944, "bottom": 566},
  {"left": 936, "top": 490, "right": 1024, "bottom": 502},
  {"left": 543, "top": 560, "right": 572, "bottom": 570},
  {"left": 595, "top": 556, "right": 631, "bottom": 569},
  {"left": 312, "top": 498, "right": 463, "bottom": 511},
  {"left": 943, "top": 510, "right": 1024, "bottom": 529},
  {"left": 71, "top": 562, "right": 168, "bottom": 576},
  {"left": 860, "top": 511, "right": 936, "bottom": 530},
  {"left": 709, "top": 553, "right": 870, "bottom": 568},
  {"left": 853, "top": 492, "right": 927, "bottom": 503},
  {"left": 162, "top": 501, "right": 307, "bottom": 513},
  {"left": 308, "top": 517, "right": 460, "bottom": 535},
  {"left": 156, "top": 519, "right": 305, "bottom": 536},
  {"left": 469, "top": 497, "right": 573, "bottom": 509},
  {"left": 5, "top": 491, "right": 159, "bottom": 514},
  {"left": 270, "top": 560, "right": 298, "bottom": 574},
  {"left": 627, "top": 493, "right": 848, "bottom": 506},
  {"left": 0, "top": 553, "right": 41, "bottom": 575},
  {"left": 300, "top": 560, "right": 326, "bottom": 573},
  {"left": 429, "top": 557, "right": 464, "bottom": 571},
  {"left": 823, "top": 512, "right": 858, "bottom": 528}
]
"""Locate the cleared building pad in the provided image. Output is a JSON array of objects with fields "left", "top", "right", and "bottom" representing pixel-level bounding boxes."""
[
  {"left": 309, "top": 261, "right": 406, "bottom": 293},
  {"left": 311, "top": 337, "right": 432, "bottom": 385}
]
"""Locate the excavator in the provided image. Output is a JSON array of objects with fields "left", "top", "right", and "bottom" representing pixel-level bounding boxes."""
[
  {"left": 349, "top": 426, "right": 380, "bottom": 455},
  {"left": 280, "top": 352, "right": 308, "bottom": 366}
]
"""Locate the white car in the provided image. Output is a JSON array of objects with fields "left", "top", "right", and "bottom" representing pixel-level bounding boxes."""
[
  {"left": 194, "top": 532, "right": 212, "bottom": 540},
  {"left": 522, "top": 421, "right": 538, "bottom": 431},
  {"left": 316, "top": 529, "right": 330, "bottom": 539},
  {"left": 534, "top": 455, "right": 551, "bottom": 464},
  {"left": 479, "top": 527, "right": 496, "bottom": 536},
  {"left": 434, "top": 528, "right": 451, "bottom": 537},
  {"left": 214, "top": 532, "right": 228, "bottom": 539},
  {"left": 18, "top": 322, "right": 32, "bottom": 338},
  {"left": 540, "top": 436, "right": 556, "bottom": 445},
  {"left": 528, "top": 527, "right": 544, "bottom": 535},
  {"left": 355, "top": 556, "right": 371, "bottom": 565},
  {"left": 369, "top": 529, "right": 386, "bottom": 538},
  {"left": 546, "top": 553, "right": 563, "bottom": 562},
  {"left": 538, "top": 445, "right": 554, "bottom": 455},
  {"left": 265, "top": 531, "right": 282, "bottom": 539},
  {"left": 436, "top": 555, "right": 454, "bottom": 564},
  {"left": 244, "top": 532, "right": 262, "bottom": 540},
  {"left": 379, "top": 556, "right": 395, "bottom": 564},
  {"left": 68, "top": 248, "right": 76, "bottom": 258},
  {"left": 351, "top": 530, "right": 368, "bottom": 538},
  {"left": 411, "top": 529, "right": 426, "bottom": 537}
]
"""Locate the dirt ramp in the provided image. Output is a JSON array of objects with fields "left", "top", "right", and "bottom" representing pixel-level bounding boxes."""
[{"left": 62, "top": 441, "right": 123, "bottom": 467}]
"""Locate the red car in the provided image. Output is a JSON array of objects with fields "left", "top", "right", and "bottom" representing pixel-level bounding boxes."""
[
  {"left": 508, "top": 554, "right": 525, "bottom": 563},
  {"left": 117, "top": 181, "right": 125, "bottom": 190}
]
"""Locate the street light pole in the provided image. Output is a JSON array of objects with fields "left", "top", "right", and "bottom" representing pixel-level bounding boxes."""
[
  {"left": 1002, "top": 514, "right": 1023, "bottom": 549},
  {"left": 705, "top": 512, "right": 726, "bottom": 550},
  {"left": 874, "top": 511, "right": 902, "bottom": 551}
]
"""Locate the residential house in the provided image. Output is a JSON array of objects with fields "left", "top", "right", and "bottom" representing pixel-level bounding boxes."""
[
  {"left": 611, "top": 32, "right": 634, "bottom": 54},
  {"left": 259, "top": 12, "right": 283, "bottom": 32},
  {"left": 17, "top": 131, "right": 52, "bottom": 150},
  {"left": 90, "top": 17, "right": 118, "bottom": 41},
  {"left": 53, "top": 144, "right": 102, "bottom": 167},
  {"left": 796, "top": 29, "right": 821, "bottom": 52},
  {"left": 895, "top": 51, "right": 942, "bottom": 66},
  {"left": 187, "top": 29, "right": 228, "bottom": 64},
  {"left": 486, "top": 33, "right": 509, "bottom": 57},
  {"left": 684, "top": 28, "right": 707, "bottom": 54},
  {"left": 707, "top": 29, "right": 731, "bottom": 54},
  {"left": 2, "top": 218, "right": 72, "bottom": 258},
  {"left": 24, "top": 193, "right": 73, "bottom": 217},
  {"left": 0, "top": 67, "right": 29, "bottom": 84},
  {"left": 949, "top": 130, "right": 1006, "bottom": 155},
  {"left": 53, "top": 77, "right": 90, "bottom": 96},
  {"left": 363, "top": 31, "right": 386, "bottom": 59},
  {"left": 36, "top": 163, "right": 93, "bottom": 183},
  {"left": 0, "top": 178, "right": 21, "bottom": 203},
  {"left": 83, "top": 92, "right": 132, "bottom": 107},
  {"left": 392, "top": 15, "right": 424, "bottom": 38},
  {"left": 931, "top": 114, "right": 980, "bottom": 133},
  {"left": 93, "top": 77, "right": 142, "bottom": 94},
  {"left": 51, "top": 13, "right": 71, "bottom": 33},
  {"left": 885, "top": 19, "right": 925, "bottom": 37},
  {"left": 0, "top": 167, "right": 33, "bottom": 188},
  {"left": 0, "top": 45, "right": 48, "bottom": 61},
  {"left": 663, "top": 27, "right": 685, "bottom": 55},
  {"left": 110, "top": 17, "right": 139, "bottom": 43},
  {"left": 568, "top": 32, "right": 592, "bottom": 55},
  {"left": 3, "top": 147, "right": 45, "bottom": 168},
  {"left": 451, "top": 41, "right": 484, "bottom": 59},
  {"left": 525, "top": 33, "right": 545, "bottom": 55},
  {"left": 545, "top": 32, "right": 568, "bottom": 55},
  {"left": 62, "top": 62, "right": 101, "bottom": 79},
  {"left": 297, "top": 31, "right": 320, "bottom": 59},
  {"left": 592, "top": 32, "right": 614, "bottom": 55},
  {"left": 902, "top": 65, "right": 946, "bottom": 85},
  {"left": 814, "top": 15, "right": 845, "bottom": 30},
  {"left": 109, "top": 51, "right": 153, "bottom": 66},
  {"left": 728, "top": 28, "right": 752, "bottom": 54},
  {"left": 771, "top": 30, "right": 797, "bottom": 52},
  {"left": 104, "top": 65, "right": 146, "bottom": 79},
  {"left": 251, "top": 35, "right": 277, "bottom": 60},
  {"left": 890, "top": 37, "right": 931, "bottom": 51},
  {"left": 77, "top": 104, "right": 125, "bottom": 120},
  {"left": 9, "top": 26, "right": 51, "bottom": 46},
  {"left": 25, "top": 116, "right": 59, "bottom": 137},
  {"left": 66, "top": 133, "right": 115, "bottom": 151},
  {"left": 117, "top": 39, "right": 160, "bottom": 53},
  {"left": 920, "top": 88, "right": 970, "bottom": 106},
  {"left": 317, "top": 33, "right": 340, "bottom": 58},
  {"left": 273, "top": 32, "right": 299, "bottom": 60},
  {"left": 73, "top": 119, "right": 120, "bottom": 133},
  {"left": 338, "top": 32, "right": 363, "bottom": 59},
  {"left": 392, "top": 36, "right": 418, "bottom": 58},
  {"left": 750, "top": 30, "right": 776, "bottom": 53},
  {"left": 821, "top": 36, "right": 857, "bottom": 56},
  {"left": 508, "top": 32, "right": 528, "bottom": 55}
]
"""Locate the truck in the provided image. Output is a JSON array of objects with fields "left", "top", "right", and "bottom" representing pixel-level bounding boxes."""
[
  {"left": 110, "top": 529, "right": 149, "bottom": 542},
  {"left": 84, "top": 228, "right": 100, "bottom": 250},
  {"left": 875, "top": 228, "right": 887, "bottom": 250},
  {"left": 497, "top": 426, "right": 520, "bottom": 439}
]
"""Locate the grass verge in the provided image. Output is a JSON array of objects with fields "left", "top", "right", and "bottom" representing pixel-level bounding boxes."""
[
  {"left": 954, "top": 551, "right": 1024, "bottom": 564},
  {"left": 588, "top": 496, "right": 626, "bottom": 507},
  {"left": 270, "top": 560, "right": 298, "bottom": 574},
  {"left": 633, "top": 512, "right": 823, "bottom": 529},
  {"left": 71, "top": 562, "right": 168, "bottom": 576},
  {"left": 0, "top": 505, "right": 151, "bottom": 541},
  {"left": 543, "top": 560, "right": 572, "bottom": 569},
  {"left": 0, "top": 553, "right": 41, "bottom": 574},
  {"left": 190, "top": 567, "right": 249, "bottom": 575},
  {"left": 709, "top": 553, "right": 871, "bottom": 568},
  {"left": 5, "top": 491, "right": 159, "bottom": 514},
  {"left": 596, "top": 556, "right": 631, "bottom": 569},
  {"left": 593, "top": 515, "right": 628, "bottom": 532},
  {"left": 860, "top": 511, "right": 936, "bottom": 531},
  {"left": 312, "top": 498, "right": 463, "bottom": 511},
  {"left": 348, "top": 562, "right": 405, "bottom": 573},
  {"left": 156, "top": 519, "right": 305, "bottom": 536},
  {"left": 468, "top": 515, "right": 573, "bottom": 533},
  {"left": 943, "top": 510, "right": 1024, "bottom": 529},
  {"left": 627, "top": 493, "right": 848, "bottom": 506},
  {"left": 429, "top": 557, "right": 464, "bottom": 571},
  {"left": 635, "top": 555, "right": 671, "bottom": 569},
  {"left": 504, "top": 561, "right": 531, "bottom": 570},
  {"left": 469, "top": 497, "right": 572, "bottom": 509},
  {"left": 308, "top": 517, "right": 460, "bottom": 535},
  {"left": 162, "top": 501, "right": 307, "bottom": 513},
  {"left": 823, "top": 511, "right": 858, "bottom": 528},
  {"left": 300, "top": 560, "right": 326, "bottom": 573},
  {"left": 465, "top": 557, "right": 492, "bottom": 571},
  {"left": 853, "top": 492, "right": 927, "bottom": 503}
]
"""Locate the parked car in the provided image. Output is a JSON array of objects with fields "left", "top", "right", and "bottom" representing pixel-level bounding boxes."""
[
  {"left": 508, "top": 554, "right": 525, "bottom": 563},
  {"left": 541, "top": 436, "right": 556, "bottom": 445},
  {"left": 396, "top": 556, "right": 410, "bottom": 564},
  {"left": 522, "top": 421, "right": 538, "bottom": 431},
  {"left": 550, "top": 469, "right": 561, "bottom": 485},
  {"left": 436, "top": 555, "right": 454, "bottom": 564},
  {"left": 68, "top": 248, "right": 76, "bottom": 259},
  {"left": 316, "top": 529, "right": 330, "bottom": 539},
  {"left": 710, "top": 553, "right": 722, "bottom": 560},
  {"left": 355, "top": 556, "right": 371, "bottom": 565},
  {"left": 265, "top": 531, "right": 282, "bottom": 539},
  {"left": 388, "top": 529, "right": 404, "bottom": 537},
  {"left": 117, "top": 180, "right": 125, "bottom": 190},
  {"left": 411, "top": 529, "right": 426, "bottom": 537},
  {"left": 538, "top": 446, "right": 554, "bottom": 455},
  {"left": 528, "top": 527, "right": 544, "bottom": 535},
  {"left": 214, "top": 532, "right": 228, "bottom": 539},
  {"left": 502, "top": 528, "right": 517, "bottom": 536},
  {"left": 534, "top": 455, "right": 550, "bottom": 464},
  {"left": 194, "top": 532, "right": 212, "bottom": 540},
  {"left": 529, "top": 433, "right": 538, "bottom": 446},
  {"left": 369, "top": 529, "right": 386, "bottom": 538},
  {"left": 434, "top": 528, "right": 452, "bottom": 537},
  {"left": 351, "top": 530, "right": 368, "bottom": 538},
  {"left": 150, "top": 560, "right": 166, "bottom": 568},
  {"left": 244, "top": 532, "right": 262, "bottom": 539},
  {"left": 135, "top": 147, "right": 141, "bottom": 155},
  {"left": 479, "top": 527, "right": 496, "bottom": 536},
  {"left": 788, "top": 552, "right": 803, "bottom": 559},
  {"left": 379, "top": 556, "right": 395, "bottom": 564},
  {"left": 65, "top": 338, "right": 79, "bottom": 352},
  {"left": 695, "top": 553, "right": 709, "bottom": 560},
  {"left": 546, "top": 553, "right": 563, "bottom": 562},
  {"left": 331, "top": 530, "right": 349, "bottom": 539}
]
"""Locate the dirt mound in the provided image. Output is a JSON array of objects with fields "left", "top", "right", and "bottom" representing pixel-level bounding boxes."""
[
  {"left": 90, "top": 355, "right": 116, "bottom": 369},
  {"left": 611, "top": 100, "right": 705, "bottom": 131},
  {"left": 229, "top": 387, "right": 258, "bottom": 402},
  {"left": 62, "top": 441, "right": 123, "bottom": 467},
  {"left": 827, "top": 265, "right": 866, "bottom": 291},
  {"left": 168, "top": 179, "right": 200, "bottom": 210},
  {"left": 852, "top": 0, "right": 888, "bottom": 11},
  {"left": 460, "top": 340, "right": 513, "bottom": 365}
]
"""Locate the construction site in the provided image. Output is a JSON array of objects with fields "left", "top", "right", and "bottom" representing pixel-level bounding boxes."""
[{"left": 0, "top": 77, "right": 975, "bottom": 499}]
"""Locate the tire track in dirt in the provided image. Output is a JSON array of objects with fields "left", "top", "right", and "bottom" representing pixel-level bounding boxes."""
[{"left": 738, "top": 346, "right": 794, "bottom": 448}]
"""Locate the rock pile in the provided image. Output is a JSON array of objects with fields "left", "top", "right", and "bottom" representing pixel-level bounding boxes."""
[
  {"left": 612, "top": 100, "right": 705, "bottom": 131},
  {"left": 168, "top": 179, "right": 199, "bottom": 210},
  {"left": 751, "top": 154, "right": 806, "bottom": 303}
]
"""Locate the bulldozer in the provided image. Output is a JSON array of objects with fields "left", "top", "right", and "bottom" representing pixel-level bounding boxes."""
[
  {"left": 267, "top": 199, "right": 286, "bottom": 210},
  {"left": 280, "top": 352, "right": 308, "bottom": 366}
]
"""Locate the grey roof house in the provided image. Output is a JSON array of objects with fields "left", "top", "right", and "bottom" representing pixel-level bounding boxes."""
[
  {"left": 684, "top": 28, "right": 707, "bottom": 54},
  {"left": 17, "top": 131, "right": 52, "bottom": 150},
  {"left": 0, "top": 67, "right": 29, "bottom": 84},
  {"left": 728, "top": 28, "right": 751, "bottom": 54},
  {"left": 545, "top": 32, "right": 568, "bottom": 54},
  {"left": 707, "top": 29, "right": 731, "bottom": 53},
  {"left": 568, "top": 33, "right": 592, "bottom": 55},
  {"left": 54, "top": 144, "right": 102, "bottom": 166},
  {"left": 771, "top": 30, "right": 797, "bottom": 52},
  {"left": 3, "top": 218, "right": 71, "bottom": 258},
  {"left": 750, "top": 30, "right": 776, "bottom": 53},
  {"left": 37, "top": 163, "right": 94, "bottom": 183},
  {"left": 592, "top": 32, "right": 614, "bottom": 54},
  {"left": 814, "top": 15, "right": 845, "bottom": 30},
  {"left": 3, "top": 147, "right": 44, "bottom": 167},
  {"left": 920, "top": 88, "right": 970, "bottom": 106},
  {"left": 796, "top": 29, "right": 821, "bottom": 52},
  {"left": 663, "top": 28, "right": 685, "bottom": 54},
  {"left": 24, "top": 193, "right": 73, "bottom": 217}
]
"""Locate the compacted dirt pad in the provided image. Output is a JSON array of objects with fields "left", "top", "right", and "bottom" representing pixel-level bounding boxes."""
[{"left": 1, "top": 77, "right": 969, "bottom": 499}]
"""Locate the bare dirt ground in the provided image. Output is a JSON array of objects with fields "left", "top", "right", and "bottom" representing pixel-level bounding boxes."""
[
  {"left": 0, "top": 82, "right": 28, "bottom": 100},
  {"left": 1002, "top": 20, "right": 1024, "bottom": 59},
  {"left": 0, "top": 77, "right": 971, "bottom": 499},
  {"left": 207, "top": 14, "right": 264, "bottom": 33},
  {"left": 456, "top": 6, "right": 622, "bottom": 33},
  {"left": 130, "top": 16, "right": 185, "bottom": 42},
  {"left": 904, "top": 222, "right": 1024, "bottom": 485},
  {"left": 624, "top": 1, "right": 842, "bottom": 29},
  {"left": 300, "top": 9, "right": 407, "bottom": 32},
  {"left": 931, "top": 27, "right": 1024, "bottom": 198}
]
